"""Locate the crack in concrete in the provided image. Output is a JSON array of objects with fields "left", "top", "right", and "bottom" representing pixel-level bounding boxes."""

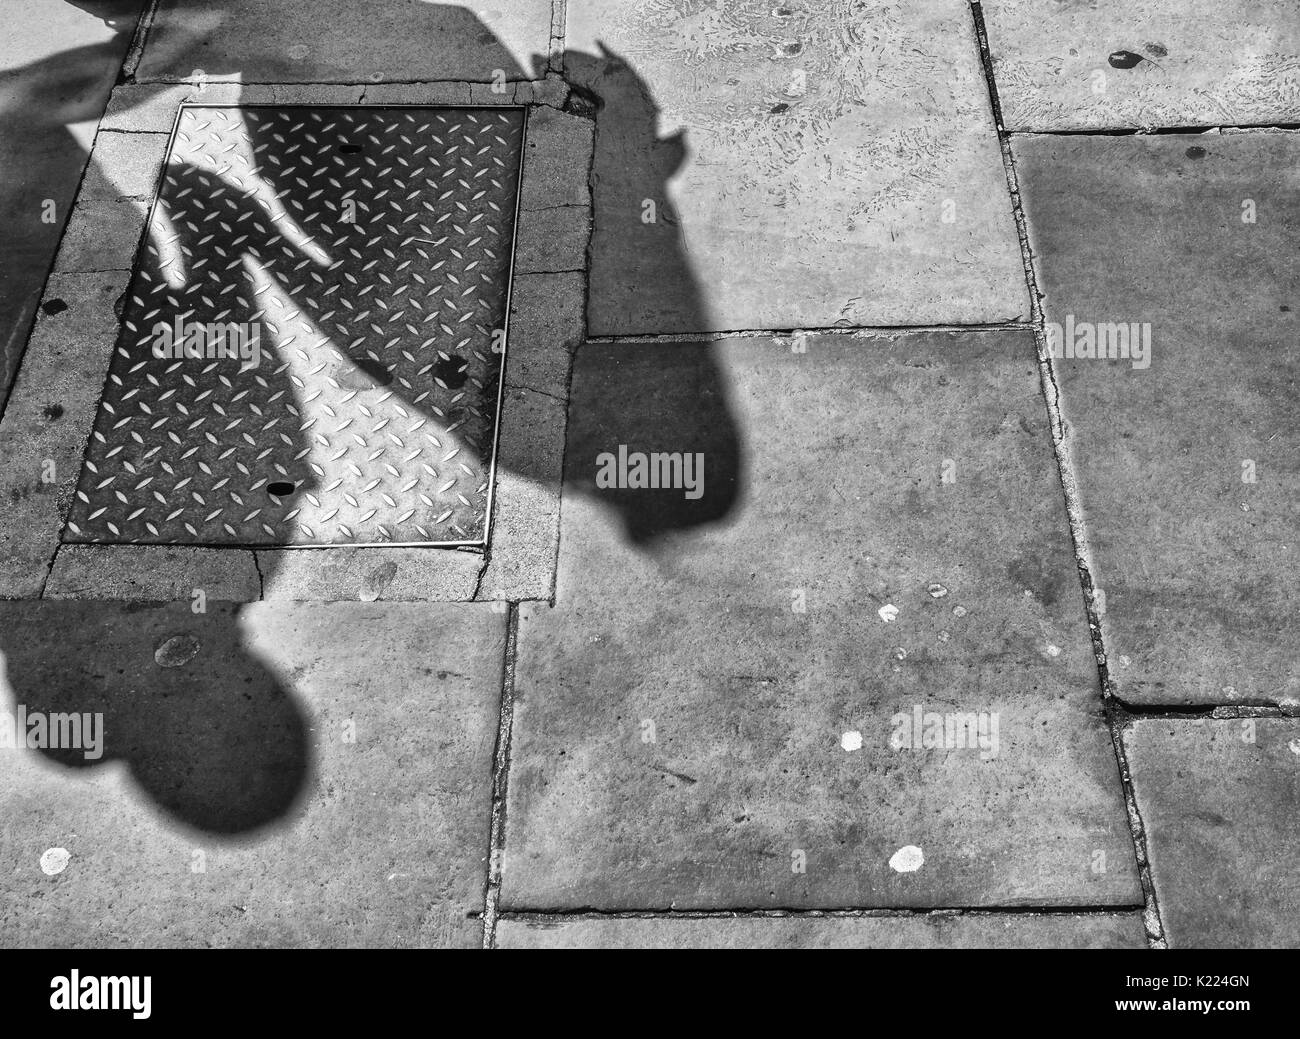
[
  {"left": 496, "top": 903, "right": 1146, "bottom": 919},
  {"left": 589, "top": 322, "right": 1037, "bottom": 344},
  {"left": 119, "top": 0, "right": 163, "bottom": 84},
  {"left": 1012, "top": 123, "right": 1300, "bottom": 137},
  {"left": 969, "top": 0, "right": 1168, "bottom": 950},
  {"left": 481, "top": 603, "right": 521, "bottom": 949},
  {"left": 505, "top": 382, "right": 567, "bottom": 405}
]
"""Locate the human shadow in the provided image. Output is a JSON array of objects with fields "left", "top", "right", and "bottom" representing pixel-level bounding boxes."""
[
  {"left": 1, "top": 0, "right": 743, "bottom": 837},
  {"left": 0, "top": 600, "right": 308, "bottom": 835},
  {"left": 0, "top": 0, "right": 144, "bottom": 420}
]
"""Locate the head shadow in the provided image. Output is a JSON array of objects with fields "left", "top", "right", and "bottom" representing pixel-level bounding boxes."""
[{"left": 0, "top": 601, "right": 311, "bottom": 836}]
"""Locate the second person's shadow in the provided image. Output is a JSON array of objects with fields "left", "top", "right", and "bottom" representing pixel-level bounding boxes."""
[{"left": 2, "top": 0, "right": 743, "bottom": 838}]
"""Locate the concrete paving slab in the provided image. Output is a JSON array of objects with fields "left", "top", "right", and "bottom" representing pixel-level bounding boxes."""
[
  {"left": 498, "top": 911, "right": 1147, "bottom": 948},
  {"left": 52, "top": 197, "right": 147, "bottom": 274},
  {"left": 258, "top": 548, "right": 482, "bottom": 602},
  {"left": 477, "top": 387, "right": 566, "bottom": 602},
  {"left": 519, "top": 106, "right": 594, "bottom": 212},
  {"left": 567, "top": 0, "right": 1028, "bottom": 334},
  {"left": 135, "top": 0, "right": 554, "bottom": 84},
  {"left": 500, "top": 332, "right": 1139, "bottom": 910},
  {"left": 0, "top": 600, "right": 505, "bottom": 947},
  {"left": 0, "top": 0, "right": 144, "bottom": 414},
  {"left": 46, "top": 546, "right": 260, "bottom": 602},
  {"left": 1126, "top": 719, "right": 1300, "bottom": 948},
  {"left": 1014, "top": 132, "right": 1300, "bottom": 708},
  {"left": 0, "top": 272, "right": 126, "bottom": 599},
  {"left": 504, "top": 272, "right": 585, "bottom": 400},
  {"left": 983, "top": 0, "right": 1300, "bottom": 131},
  {"left": 515, "top": 204, "right": 591, "bottom": 275},
  {"left": 78, "top": 130, "right": 169, "bottom": 201}
]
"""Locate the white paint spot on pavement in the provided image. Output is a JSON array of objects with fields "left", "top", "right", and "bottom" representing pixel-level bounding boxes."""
[
  {"left": 878, "top": 603, "right": 899, "bottom": 622},
  {"left": 1288, "top": 739, "right": 1300, "bottom": 756},
  {"left": 889, "top": 845, "right": 924, "bottom": 873},
  {"left": 927, "top": 583, "right": 948, "bottom": 598},
  {"left": 952, "top": 605, "right": 967, "bottom": 618},
  {"left": 841, "top": 730, "right": 863, "bottom": 752},
  {"left": 40, "top": 848, "right": 70, "bottom": 876},
  {"left": 1046, "top": 644, "right": 1061, "bottom": 657}
]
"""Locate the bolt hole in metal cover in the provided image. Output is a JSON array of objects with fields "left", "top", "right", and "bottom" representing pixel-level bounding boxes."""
[{"left": 65, "top": 105, "right": 526, "bottom": 548}]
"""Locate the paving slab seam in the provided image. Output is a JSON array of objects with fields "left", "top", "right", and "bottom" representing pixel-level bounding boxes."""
[
  {"left": 482, "top": 603, "right": 521, "bottom": 949},
  {"left": 493, "top": 902, "right": 1145, "bottom": 917},
  {"left": 36, "top": 540, "right": 62, "bottom": 600},
  {"left": 1009, "top": 123, "right": 1300, "bottom": 137},
  {"left": 537, "top": 73, "right": 596, "bottom": 611},
  {"left": 137, "top": 76, "right": 557, "bottom": 87},
  {"left": 549, "top": 0, "right": 567, "bottom": 74},
  {"left": 588, "top": 322, "right": 1039, "bottom": 344},
  {"left": 91, "top": 127, "right": 170, "bottom": 137},
  {"left": 1117, "top": 703, "right": 1300, "bottom": 722},
  {"left": 118, "top": 0, "right": 162, "bottom": 83},
  {"left": 970, "top": 0, "right": 1167, "bottom": 950}
]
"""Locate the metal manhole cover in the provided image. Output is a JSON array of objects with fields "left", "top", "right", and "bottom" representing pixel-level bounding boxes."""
[{"left": 65, "top": 105, "right": 525, "bottom": 547}]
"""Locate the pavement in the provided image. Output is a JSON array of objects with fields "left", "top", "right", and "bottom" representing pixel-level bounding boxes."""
[{"left": 0, "top": 0, "right": 1297, "bottom": 949}]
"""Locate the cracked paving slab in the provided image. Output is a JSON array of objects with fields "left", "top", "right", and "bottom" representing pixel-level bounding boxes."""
[
  {"left": 982, "top": 0, "right": 1300, "bottom": 131},
  {"left": 500, "top": 331, "right": 1138, "bottom": 911},
  {"left": 1014, "top": 132, "right": 1300, "bottom": 708},
  {"left": 567, "top": 0, "right": 1028, "bottom": 334},
  {"left": 0, "top": 600, "right": 505, "bottom": 947}
]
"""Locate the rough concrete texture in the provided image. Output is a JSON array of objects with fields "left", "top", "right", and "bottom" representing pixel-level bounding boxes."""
[
  {"left": 477, "top": 387, "right": 566, "bottom": 602},
  {"left": 0, "top": 600, "right": 506, "bottom": 947},
  {"left": 498, "top": 911, "right": 1147, "bottom": 948},
  {"left": 983, "top": 0, "right": 1300, "bottom": 131},
  {"left": 77, "top": 130, "right": 169, "bottom": 201},
  {"left": 567, "top": 0, "right": 1028, "bottom": 334},
  {"left": 519, "top": 106, "right": 594, "bottom": 211},
  {"left": 1126, "top": 719, "right": 1300, "bottom": 948},
  {"left": 52, "top": 197, "right": 147, "bottom": 274},
  {"left": 504, "top": 271, "right": 585, "bottom": 400},
  {"left": 0, "top": 272, "right": 126, "bottom": 599},
  {"left": 46, "top": 546, "right": 261, "bottom": 602},
  {"left": 136, "top": 0, "right": 555, "bottom": 84},
  {"left": 1015, "top": 133, "right": 1300, "bottom": 707},
  {"left": 501, "top": 333, "right": 1139, "bottom": 910},
  {"left": 515, "top": 204, "right": 591, "bottom": 275},
  {"left": 258, "top": 547, "right": 483, "bottom": 602},
  {"left": 0, "top": 0, "right": 142, "bottom": 415}
]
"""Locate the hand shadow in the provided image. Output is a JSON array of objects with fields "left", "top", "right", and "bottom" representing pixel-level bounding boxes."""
[{"left": 2, "top": 0, "right": 743, "bottom": 838}]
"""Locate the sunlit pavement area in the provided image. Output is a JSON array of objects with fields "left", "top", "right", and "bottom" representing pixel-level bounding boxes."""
[{"left": 0, "top": 0, "right": 1297, "bottom": 949}]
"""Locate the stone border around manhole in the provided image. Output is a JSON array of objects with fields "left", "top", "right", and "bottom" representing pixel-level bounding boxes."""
[{"left": 0, "top": 83, "right": 591, "bottom": 605}]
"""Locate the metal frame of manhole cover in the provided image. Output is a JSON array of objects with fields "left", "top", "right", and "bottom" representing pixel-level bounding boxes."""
[{"left": 65, "top": 104, "right": 527, "bottom": 548}]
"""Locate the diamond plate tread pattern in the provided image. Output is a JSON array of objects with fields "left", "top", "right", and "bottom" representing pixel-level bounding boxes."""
[{"left": 66, "top": 106, "right": 525, "bottom": 547}]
